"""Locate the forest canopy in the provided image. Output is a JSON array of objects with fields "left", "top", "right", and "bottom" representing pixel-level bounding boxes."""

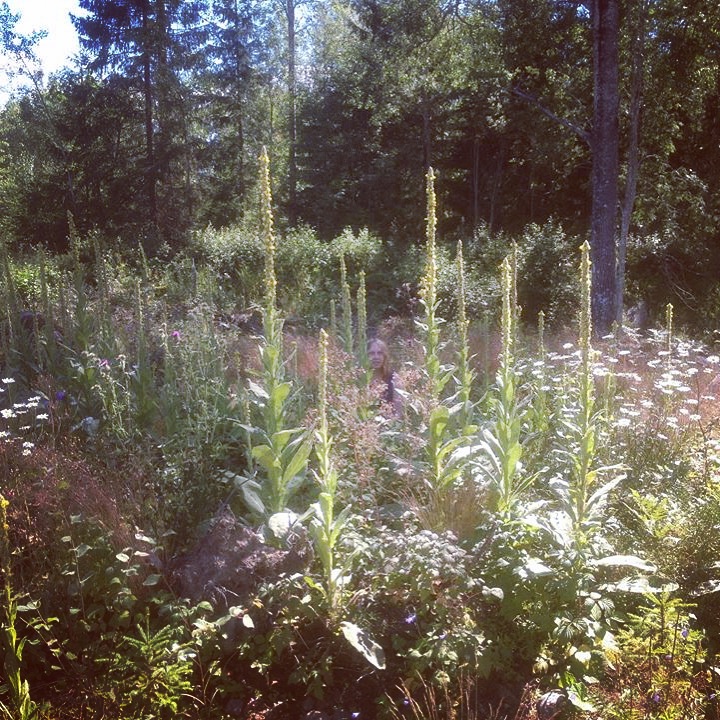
[{"left": 1, "top": 0, "right": 720, "bottom": 329}]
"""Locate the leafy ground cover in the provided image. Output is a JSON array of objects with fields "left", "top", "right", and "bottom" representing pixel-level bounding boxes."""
[{"left": 3, "top": 174, "right": 720, "bottom": 719}]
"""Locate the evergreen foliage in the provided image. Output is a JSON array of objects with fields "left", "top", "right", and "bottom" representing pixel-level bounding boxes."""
[{"left": 2, "top": 0, "right": 720, "bottom": 327}]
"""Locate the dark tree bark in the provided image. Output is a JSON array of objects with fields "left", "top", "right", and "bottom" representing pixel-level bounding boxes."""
[
  {"left": 285, "top": 0, "right": 297, "bottom": 223},
  {"left": 590, "top": 0, "right": 620, "bottom": 335},
  {"left": 616, "top": 0, "right": 648, "bottom": 325},
  {"left": 141, "top": 1, "right": 157, "bottom": 228}
]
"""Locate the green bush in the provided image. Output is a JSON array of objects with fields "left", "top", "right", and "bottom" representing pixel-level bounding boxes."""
[
  {"left": 515, "top": 221, "right": 578, "bottom": 328},
  {"left": 190, "top": 223, "right": 385, "bottom": 323}
]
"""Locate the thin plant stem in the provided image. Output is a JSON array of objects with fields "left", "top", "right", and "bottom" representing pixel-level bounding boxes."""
[
  {"left": 356, "top": 271, "right": 368, "bottom": 368},
  {"left": 455, "top": 240, "right": 473, "bottom": 418},
  {"left": 340, "top": 253, "right": 353, "bottom": 356}
]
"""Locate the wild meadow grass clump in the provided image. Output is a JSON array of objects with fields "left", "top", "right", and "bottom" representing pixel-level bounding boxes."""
[{"left": 4, "top": 166, "right": 720, "bottom": 718}]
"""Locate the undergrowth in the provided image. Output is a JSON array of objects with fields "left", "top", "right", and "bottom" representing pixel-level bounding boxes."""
[{"left": 2, "top": 163, "right": 720, "bottom": 719}]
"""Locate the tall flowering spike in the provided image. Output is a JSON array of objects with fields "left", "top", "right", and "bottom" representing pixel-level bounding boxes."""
[
  {"left": 456, "top": 240, "right": 473, "bottom": 412},
  {"left": 329, "top": 299, "right": 337, "bottom": 338},
  {"left": 500, "top": 256, "right": 513, "bottom": 370},
  {"left": 1, "top": 493, "right": 11, "bottom": 600},
  {"left": 579, "top": 241, "right": 592, "bottom": 359},
  {"left": 339, "top": 251, "right": 347, "bottom": 288},
  {"left": 318, "top": 329, "right": 328, "bottom": 433},
  {"left": 339, "top": 253, "right": 353, "bottom": 354},
  {"left": 67, "top": 211, "right": 80, "bottom": 265},
  {"left": 421, "top": 167, "right": 444, "bottom": 400},
  {"left": 456, "top": 240, "right": 468, "bottom": 342},
  {"left": 510, "top": 241, "right": 520, "bottom": 345},
  {"left": 578, "top": 241, "right": 594, "bottom": 420},
  {"left": 537, "top": 310, "right": 546, "bottom": 360},
  {"left": 260, "top": 147, "right": 277, "bottom": 320},
  {"left": 135, "top": 279, "right": 146, "bottom": 362},
  {"left": 357, "top": 271, "right": 368, "bottom": 366},
  {"left": 422, "top": 167, "right": 438, "bottom": 309},
  {"left": 665, "top": 302, "right": 674, "bottom": 355},
  {"left": 0, "top": 494, "right": 9, "bottom": 563}
]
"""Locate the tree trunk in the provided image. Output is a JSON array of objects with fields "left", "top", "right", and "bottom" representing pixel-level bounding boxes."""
[
  {"left": 233, "top": 0, "right": 245, "bottom": 200},
  {"left": 286, "top": 0, "right": 297, "bottom": 223},
  {"left": 489, "top": 140, "right": 505, "bottom": 234},
  {"left": 142, "top": 0, "right": 157, "bottom": 230},
  {"left": 590, "top": 0, "right": 620, "bottom": 336},
  {"left": 616, "top": 0, "right": 648, "bottom": 325}
]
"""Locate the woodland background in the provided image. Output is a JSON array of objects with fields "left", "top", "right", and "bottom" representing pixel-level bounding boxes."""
[
  {"left": 5, "top": 2, "right": 720, "bottom": 720},
  {"left": 2, "top": 0, "right": 720, "bottom": 331}
]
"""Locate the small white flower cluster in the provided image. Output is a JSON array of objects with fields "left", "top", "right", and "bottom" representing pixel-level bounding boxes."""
[
  {"left": 534, "top": 330, "right": 720, "bottom": 438},
  {"left": 0, "top": 382, "right": 52, "bottom": 451}
]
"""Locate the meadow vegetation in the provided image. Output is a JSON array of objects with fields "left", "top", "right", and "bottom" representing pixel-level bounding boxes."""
[{"left": 3, "top": 166, "right": 720, "bottom": 719}]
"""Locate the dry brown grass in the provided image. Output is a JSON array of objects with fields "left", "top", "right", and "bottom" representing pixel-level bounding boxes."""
[{"left": 2, "top": 436, "right": 141, "bottom": 587}]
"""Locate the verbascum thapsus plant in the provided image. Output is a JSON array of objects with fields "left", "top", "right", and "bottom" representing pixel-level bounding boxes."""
[
  {"left": 476, "top": 254, "right": 532, "bottom": 515},
  {"left": 532, "top": 310, "right": 550, "bottom": 434},
  {"left": 419, "top": 169, "right": 467, "bottom": 497},
  {"left": 564, "top": 240, "right": 624, "bottom": 548},
  {"left": 329, "top": 298, "right": 337, "bottom": 339},
  {"left": 1, "top": 247, "right": 18, "bottom": 364},
  {"left": 420, "top": 167, "right": 449, "bottom": 401},
  {"left": 131, "top": 278, "right": 155, "bottom": 431},
  {"left": 260, "top": 147, "right": 280, "bottom": 353},
  {"left": 356, "top": 271, "right": 368, "bottom": 368},
  {"left": 455, "top": 240, "right": 475, "bottom": 427},
  {"left": 93, "top": 236, "right": 113, "bottom": 353},
  {"left": 579, "top": 240, "right": 593, "bottom": 417},
  {"left": 510, "top": 241, "right": 520, "bottom": 356},
  {"left": 310, "top": 329, "right": 350, "bottom": 614},
  {"left": 500, "top": 256, "right": 514, "bottom": 371},
  {"left": 339, "top": 253, "right": 353, "bottom": 356},
  {"left": 546, "top": 243, "right": 631, "bottom": 680},
  {"left": 68, "top": 214, "right": 93, "bottom": 354},
  {"left": 250, "top": 149, "right": 311, "bottom": 513},
  {"left": 567, "top": 240, "right": 598, "bottom": 537}
]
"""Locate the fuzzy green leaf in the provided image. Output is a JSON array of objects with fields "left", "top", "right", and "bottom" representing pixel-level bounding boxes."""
[
  {"left": 247, "top": 380, "right": 268, "bottom": 400},
  {"left": 252, "top": 444, "right": 279, "bottom": 470},
  {"left": 282, "top": 438, "right": 312, "bottom": 486},
  {"left": 267, "top": 511, "right": 299, "bottom": 540},
  {"left": 592, "top": 555, "right": 656, "bottom": 572},
  {"left": 340, "top": 621, "right": 386, "bottom": 669},
  {"left": 238, "top": 479, "right": 265, "bottom": 515},
  {"left": 429, "top": 406, "right": 450, "bottom": 443},
  {"left": 270, "top": 381, "right": 292, "bottom": 411},
  {"left": 273, "top": 427, "right": 304, "bottom": 453}
]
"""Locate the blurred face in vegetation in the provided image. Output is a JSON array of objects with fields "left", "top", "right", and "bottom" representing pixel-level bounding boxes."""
[{"left": 368, "top": 339, "right": 390, "bottom": 378}]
